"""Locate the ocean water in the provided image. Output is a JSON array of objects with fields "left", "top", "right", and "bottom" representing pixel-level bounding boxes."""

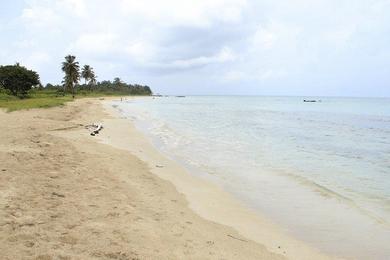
[{"left": 114, "top": 96, "right": 390, "bottom": 259}]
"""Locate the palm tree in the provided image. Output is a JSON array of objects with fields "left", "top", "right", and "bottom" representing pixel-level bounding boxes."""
[
  {"left": 113, "top": 77, "right": 121, "bottom": 85},
  {"left": 81, "top": 65, "right": 92, "bottom": 84},
  {"left": 61, "top": 55, "right": 80, "bottom": 98},
  {"left": 81, "top": 65, "right": 97, "bottom": 90},
  {"left": 89, "top": 74, "right": 97, "bottom": 89}
]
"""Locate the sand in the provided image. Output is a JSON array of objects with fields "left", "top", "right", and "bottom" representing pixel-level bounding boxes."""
[{"left": 0, "top": 98, "right": 335, "bottom": 259}]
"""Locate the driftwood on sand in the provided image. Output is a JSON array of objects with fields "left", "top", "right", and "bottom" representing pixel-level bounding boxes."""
[{"left": 85, "top": 123, "right": 103, "bottom": 136}]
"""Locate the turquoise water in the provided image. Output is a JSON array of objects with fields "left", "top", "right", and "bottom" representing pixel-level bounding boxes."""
[{"left": 114, "top": 96, "right": 390, "bottom": 259}]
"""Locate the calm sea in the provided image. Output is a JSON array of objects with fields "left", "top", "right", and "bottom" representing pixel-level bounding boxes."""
[{"left": 114, "top": 96, "right": 390, "bottom": 259}]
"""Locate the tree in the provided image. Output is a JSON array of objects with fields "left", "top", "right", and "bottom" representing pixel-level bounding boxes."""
[
  {"left": 45, "top": 83, "right": 55, "bottom": 89},
  {"left": 0, "top": 64, "right": 40, "bottom": 97},
  {"left": 81, "top": 65, "right": 91, "bottom": 84},
  {"left": 90, "top": 74, "right": 97, "bottom": 85},
  {"left": 112, "top": 77, "right": 126, "bottom": 91},
  {"left": 113, "top": 77, "right": 122, "bottom": 85},
  {"left": 61, "top": 55, "right": 80, "bottom": 98},
  {"left": 81, "top": 65, "right": 97, "bottom": 90},
  {"left": 81, "top": 65, "right": 96, "bottom": 84}
]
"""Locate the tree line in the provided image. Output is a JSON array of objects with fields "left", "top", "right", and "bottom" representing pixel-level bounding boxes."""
[
  {"left": 59, "top": 55, "right": 152, "bottom": 96},
  {"left": 0, "top": 55, "right": 152, "bottom": 98}
]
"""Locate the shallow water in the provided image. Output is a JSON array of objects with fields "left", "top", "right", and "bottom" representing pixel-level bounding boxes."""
[{"left": 114, "top": 96, "right": 390, "bottom": 259}]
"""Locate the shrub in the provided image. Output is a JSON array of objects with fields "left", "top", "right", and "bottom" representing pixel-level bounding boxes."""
[{"left": 0, "top": 64, "right": 40, "bottom": 98}]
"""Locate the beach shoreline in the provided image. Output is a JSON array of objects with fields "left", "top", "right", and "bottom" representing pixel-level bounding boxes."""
[
  {"left": 0, "top": 97, "right": 332, "bottom": 259},
  {"left": 100, "top": 97, "right": 334, "bottom": 260}
]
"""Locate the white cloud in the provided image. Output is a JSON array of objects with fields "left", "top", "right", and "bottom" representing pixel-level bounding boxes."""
[
  {"left": 119, "top": 0, "right": 247, "bottom": 27},
  {"left": 59, "top": 0, "right": 86, "bottom": 16},
  {"left": 71, "top": 33, "right": 119, "bottom": 54},
  {"left": 252, "top": 27, "right": 275, "bottom": 49},
  {"left": 222, "top": 70, "right": 246, "bottom": 82},
  {"left": 149, "top": 46, "right": 236, "bottom": 70},
  {"left": 1, "top": 0, "right": 389, "bottom": 95},
  {"left": 21, "top": 5, "right": 60, "bottom": 27},
  {"left": 125, "top": 40, "right": 157, "bottom": 64},
  {"left": 26, "top": 52, "right": 51, "bottom": 67},
  {"left": 322, "top": 25, "right": 356, "bottom": 50}
]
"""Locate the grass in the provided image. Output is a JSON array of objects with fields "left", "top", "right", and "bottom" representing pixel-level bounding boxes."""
[
  {"left": 0, "top": 89, "right": 75, "bottom": 112},
  {"left": 0, "top": 95, "right": 73, "bottom": 112},
  {"left": 0, "top": 89, "right": 144, "bottom": 112}
]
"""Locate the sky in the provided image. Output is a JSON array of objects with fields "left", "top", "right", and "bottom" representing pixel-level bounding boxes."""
[{"left": 1, "top": 0, "right": 390, "bottom": 97}]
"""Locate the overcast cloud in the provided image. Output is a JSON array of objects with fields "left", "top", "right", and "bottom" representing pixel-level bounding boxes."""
[{"left": 1, "top": 0, "right": 390, "bottom": 96}]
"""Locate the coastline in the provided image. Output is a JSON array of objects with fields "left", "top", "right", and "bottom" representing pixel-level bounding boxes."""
[
  {"left": 114, "top": 95, "right": 390, "bottom": 260},
  {"left": 100, "top": 98, "right": 335, "bottom": 260},
  {"left": 0, "top": 97, "right": 333, "bottom": 259}
]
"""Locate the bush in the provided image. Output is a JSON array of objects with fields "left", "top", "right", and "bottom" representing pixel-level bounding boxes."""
[
  {"left": 0, "top": 64, "right": 40, "bottom": 97},
  {"left": 56, "top": 88, "right": 65, "bottom": 97}
]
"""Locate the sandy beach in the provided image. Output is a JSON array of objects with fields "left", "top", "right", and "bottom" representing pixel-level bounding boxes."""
[{"left": 0, "top": 98, "right": 333, "bottom": 260}]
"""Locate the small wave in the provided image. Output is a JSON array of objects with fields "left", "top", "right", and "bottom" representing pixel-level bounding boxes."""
[
  {"left": 277, "top": 170, "right": 390, "bottom": 226},
  {"left": 278, "top": 171, "right": 354, "bottom": 202}
]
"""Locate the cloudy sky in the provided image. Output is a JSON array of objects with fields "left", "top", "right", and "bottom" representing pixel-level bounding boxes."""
[{"left": 1, "top": 0, "right": 390, "bottom": 96}]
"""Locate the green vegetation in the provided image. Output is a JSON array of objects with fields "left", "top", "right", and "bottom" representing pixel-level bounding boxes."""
[
  {"left": 0, "top": 64, "right": 40, "bottom": 97},
  {"left": 0, "top": 54, "right": 153, "bottom": 112},
  {"left": 61, "top": 55, "right": 80, "bottom": 98},
  {"left": 81, "top": 65, "right": 97, "bottom": 86},
  {"left": 59, "top": 55, "right": 151, "bottom": 96},
  {"left": 79, "top": 79, "right": 152, "bottom": 96},
  {"left": 0, "top": 89, "right": 72, "bottom": 112}
]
